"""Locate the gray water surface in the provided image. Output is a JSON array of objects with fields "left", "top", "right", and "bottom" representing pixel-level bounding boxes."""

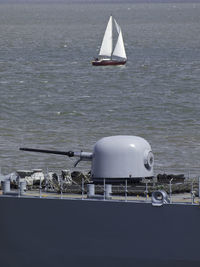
[{"left": 0, "top": 2, "right": 200, "bottom": 176}]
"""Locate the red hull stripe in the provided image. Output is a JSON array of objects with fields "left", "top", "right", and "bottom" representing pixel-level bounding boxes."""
[{"left": 92, "top": 60, "right": 126, "bottom": 66}]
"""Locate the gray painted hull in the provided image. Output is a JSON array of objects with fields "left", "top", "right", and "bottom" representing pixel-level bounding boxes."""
[{"left": 0, "top": 196, "right": 200, "bottom": 267}]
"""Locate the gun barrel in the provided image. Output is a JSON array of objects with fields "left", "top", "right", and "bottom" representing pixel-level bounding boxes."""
[{"left": 19, "top": 148, "right": 74, "bottom": 157}]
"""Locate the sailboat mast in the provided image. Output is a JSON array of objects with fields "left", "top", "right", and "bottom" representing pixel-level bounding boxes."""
[
  {"left": 111, "top": 15, "right": 113, "bottom": 60},
  {"left": 111, "top": 17, "right": 117, "bottom": 60}
]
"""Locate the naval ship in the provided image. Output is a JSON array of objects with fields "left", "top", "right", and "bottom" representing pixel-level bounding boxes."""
[{"left": 0, "top": 135, "right": 200, "bottom": 267}]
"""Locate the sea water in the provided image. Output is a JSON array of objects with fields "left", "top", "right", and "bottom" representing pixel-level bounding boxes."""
[{"left": 0, "top": 1, "right": 200, "bottom": 177}]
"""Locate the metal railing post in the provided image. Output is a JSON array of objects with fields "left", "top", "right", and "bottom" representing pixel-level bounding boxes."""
[
  {"left": 191, "top": 179, "right": 194, "bottom": 205},
  {"left": 45, "top": 167, "right": 48, "bottom": 192},
  {"left": 82, "top": 177, "right": 84, "bottom": 200},
  {"left": 125, "top": 179, "right": 127, "bottom": 202},
  {"left": 39, "top": 175, "right": 42, "bottom": 198},
  {"left": 60, "top": 179, "right": 63, "bottom": 199},
  {"left": 145, "top": 182, "right": 148, "bottom": 202},
  {"left": 18, "top": 177, "right": 20, "bottom": 197},
  {"left": 198, "top": 177, "right": 200, "bottom": 199},
  {"left": 169, "top": 178, "right": 173, "bottom": 204},
  {"left": 104, "top": 178, "right": 105, "bottom": 201}
]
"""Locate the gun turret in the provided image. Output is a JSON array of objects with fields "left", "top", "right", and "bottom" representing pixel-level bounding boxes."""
[
  {"left": 20, "top": 135, "right": 154, "bottom": 182},
  {"left": 19, "top": 148, "right": 93, "bottom": 167}
]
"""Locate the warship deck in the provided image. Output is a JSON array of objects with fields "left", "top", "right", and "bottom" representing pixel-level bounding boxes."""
[{"left": 0, "top": 189, "right": 199, "bottom": 205}]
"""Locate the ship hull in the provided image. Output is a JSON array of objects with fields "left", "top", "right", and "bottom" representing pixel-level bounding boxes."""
[
  {"left": 0, "top": 196, "right": 200, "bottom": 267},
  {"left": 92, "top": 59, "right": 126, "bottom": 66}
]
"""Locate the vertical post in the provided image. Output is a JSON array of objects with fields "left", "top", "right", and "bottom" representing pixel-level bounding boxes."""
[
  {"left": 145, "top": 182, "right": 148, "bottom": 202},
  {"left": 82, "top": 177, "right": 84, "bottom": 200},
  {"left": 61, "top": 180, "right": 63, "bottom": 199},
  {"left": 45, "top": 167, "right": 48, "bottom": 192},
  {"left": 125, "top": 179, "right": 127, "bottom": 202},
  {"left": 153, "top": 177, "right": 155, "bottom": 188},
  {"left": 198, "top": 176, "right": 200, "bottom": 199},
  {"left": 104, "top": 178, "right": 105, "bottom": 201},
  {"left": 39, "top": 174, "right": 42, "bottom": 198},
  {"left": 18, "top": 177, "right": 20, "bottom": 198},
  {"left": 191, "top": 179, "right": 194, "bottom": 205},
  {"left": 169, "top": 178, "right": 173, "bottom": 204}
]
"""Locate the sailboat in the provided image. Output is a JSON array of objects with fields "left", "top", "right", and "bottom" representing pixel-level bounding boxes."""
[{"left": 92, "top": 16, "right": 127, "bottom": 66}]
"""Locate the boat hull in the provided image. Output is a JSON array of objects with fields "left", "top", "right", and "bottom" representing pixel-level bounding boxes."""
[
  {"left": 92, "top": 60, "right": 126, "bottom": 66},
  {"left": 1, "top": 196, "right": 200, "bottom": 267}
]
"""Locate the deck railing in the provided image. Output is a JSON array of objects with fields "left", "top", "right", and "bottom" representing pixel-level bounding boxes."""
[{"left": 1, "top": 176, "right": 200, "bottom": 206}]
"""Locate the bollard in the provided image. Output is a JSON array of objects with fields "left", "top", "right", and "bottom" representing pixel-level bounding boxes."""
[
  {"left": 20, "top": 181, "right": 26, "bottom": 195},
  {"left": 105, "top": 184, "right": 112, "bottom": 200},
  {"left": 87, "top": 184, "right": 95, "bottom": 198},
  {"left": 2, "top": 180, "right": 10, "bottom": 195}
]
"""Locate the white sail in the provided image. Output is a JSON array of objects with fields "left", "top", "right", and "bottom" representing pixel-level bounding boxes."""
[
  {"left": 112, "top": 29, "right": 127, "bottom": 59},
  {"left": 114, "top": 19, "right": 120, "bottom": 34},
  {"left": 99, "top": 16, "right": 113, "bottom": 57}
]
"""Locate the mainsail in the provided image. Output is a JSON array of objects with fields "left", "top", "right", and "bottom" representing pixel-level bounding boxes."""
[
  {"left": 99, "top": 16, "right": 113, "bottom": 57},
  {"left": 99, "top": 16, "right": 126, "bottom": 60}
]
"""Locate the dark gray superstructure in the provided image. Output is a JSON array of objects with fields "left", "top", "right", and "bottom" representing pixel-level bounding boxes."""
[{"left": 0, "top": 194, "right": 200, "bottom": 267}]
